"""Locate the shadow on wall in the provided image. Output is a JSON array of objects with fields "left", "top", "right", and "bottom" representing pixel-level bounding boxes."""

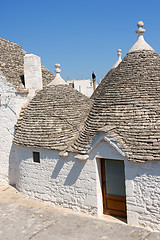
[
  {"left": 8, "top": 143, "right": 17, "bottom": 185},
  {"left": 51, "top": 159, "right": 85, "bottom": 186},
  {"left": 51, "top": 160, "right": 65, "bottom": 179},
  {"left": 64, "top": 161, "right": 85, "bottom": 186}
]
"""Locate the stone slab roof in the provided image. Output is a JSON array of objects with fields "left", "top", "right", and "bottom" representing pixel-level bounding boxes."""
[
  {"left": 71, "top": 50, "right": 160, "bottom": 162},
  {"left": 0, "top": 37, "right": 54, "bottom": 92},
  {"left": 14, "top": 85, "right": 92, "bottom": 151},
  {"left": 90, "top": 69, "right": 114, "bottom": 100}
]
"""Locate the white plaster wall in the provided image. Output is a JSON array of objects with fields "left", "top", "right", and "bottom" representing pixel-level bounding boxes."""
[
  {"left": 67, "top": 79, "right": 98, "bottom": 97},
  {"left": 24, "top": 54, "right": 43, "bottom": 97},
  {"left": 125, "top": 160, "right": 160, "bottom": 231},
  {"left": 15, "top": 134, "right": 160, "bottom": 231},
  {"left": 89, "top": 137, "right": 127, "bottom": 217},
  {"left": 16, "top": 146, "right": 98, "bottom": 215},
  {"left": 90, "top": 133, "right": 160, "bottom": 231},
  {"left": 0, "top": 74, "right": 28, "bottom": 184}
]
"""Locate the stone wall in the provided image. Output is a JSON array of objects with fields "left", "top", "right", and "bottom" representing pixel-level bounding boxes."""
[
  {"left": 16, "top": 146, "right": 98, "bottom": 215},
  {"left": 0, "top": 74, "right": 28, "bottom": 184},
  {"left": 89, "top": 134, "right": 160, "bottom": 231},
  {"left": 15, "top": 133, "right": 160, "bottom": 231},
  {"left": 125, "top": 160, "right": 160, "bottom": 231}
]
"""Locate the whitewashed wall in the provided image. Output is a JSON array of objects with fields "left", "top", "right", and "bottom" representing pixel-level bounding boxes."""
[
  {"left": 0, "top": 74, "right": 28, "bottom": 184},
  {"left": 66, "top": 79, "right": 98, "bottom": 97},
  {"left": 89, "top": 133, "right": 160, "bottom": 231},
  {"left": 125, "top": 160, "right": 160, "bottom": 231},
  {"left": 15, "top": 133, "right": 160, "bottom": 231},
  {"left": 16, "top": 146, "right": 99, "bottom": 215},
  {"left": 89, "top": 135, "right": 127, "bottom": 217}
]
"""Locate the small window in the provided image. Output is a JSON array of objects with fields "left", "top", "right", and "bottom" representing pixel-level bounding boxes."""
[{"left": 33, "top": 152, "right": 40, "bottom": 163}]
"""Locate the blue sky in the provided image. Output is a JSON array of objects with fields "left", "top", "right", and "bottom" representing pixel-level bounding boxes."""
[{"left": 1, "top": 0, "right": 160, "bottom": 82}]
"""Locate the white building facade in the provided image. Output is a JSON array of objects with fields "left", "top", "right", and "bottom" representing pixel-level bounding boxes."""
[
  {"left": 0, "top": 74, "right": 28, "bottom": 184},
  {"left": 67, "top": 79, "right": 98, "bottom": 97},
  {"left": 1, "top": 21, "right": 160, "bottom": 233},
  {"left": 0, "top": 38, "right": 55, "bottom": 184},
  {"left": 15, "top": 135, "right": 160, "bottom": 231}
]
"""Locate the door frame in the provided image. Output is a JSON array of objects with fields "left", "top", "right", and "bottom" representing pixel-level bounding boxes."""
[{"left": 101, "top": 158, "right": 127, "bottom": 218}]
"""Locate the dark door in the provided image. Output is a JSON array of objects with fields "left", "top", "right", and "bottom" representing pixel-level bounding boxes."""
[{"left": 101, "top": 159, "right": 127, "bottom": 217}]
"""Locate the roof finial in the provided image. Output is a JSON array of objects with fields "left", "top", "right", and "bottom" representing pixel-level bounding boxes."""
[
  {"left": 55, "top": 63, "right": 61, "bottom": 75},
  {"left": 111, "top": 49, "right": 122, "bottom": 69},
  {"left": 117, "top": 49, "right": 122, "bottom": 61},
  {"left": 136, "top": 21, "right": 145, "bottom": 37},
  {"left": 128, "top": 21, "right": 154, "bottom": 53},
  {"left": 48, "top": 63, "right": 66, "bottom": 86}
]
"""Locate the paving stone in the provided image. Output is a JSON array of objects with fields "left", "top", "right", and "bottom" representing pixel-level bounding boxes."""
[{"left": 1, "top": 186, "right": 160, "bottom": 240}]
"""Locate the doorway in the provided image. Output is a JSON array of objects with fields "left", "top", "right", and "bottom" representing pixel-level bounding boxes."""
[{"left": 101, "top": 158, "right": 127, "bottom": 217}]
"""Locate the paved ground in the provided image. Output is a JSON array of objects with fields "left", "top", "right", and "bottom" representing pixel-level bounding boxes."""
[{"left": 0, "top": 185, "right": 160, "bottom": 240}]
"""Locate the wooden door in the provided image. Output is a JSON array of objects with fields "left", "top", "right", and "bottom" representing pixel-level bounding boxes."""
[{"left": 101, "top": 159, "right": 127, "bottom": 217}]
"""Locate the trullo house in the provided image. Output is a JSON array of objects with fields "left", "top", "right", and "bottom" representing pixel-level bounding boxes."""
[
  {"left": 0, "top": 20, "right": 160, "bottom": 232},
  {"left": 0, "top": 37, "right": 55, "bottom": 184}
]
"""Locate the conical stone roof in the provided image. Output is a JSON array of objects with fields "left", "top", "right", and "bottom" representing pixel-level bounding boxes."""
[
  {"left": 90, "top": 69, "right": 114, "bottom": 100},
  {"left": 91, "top": 49, "right": 122, "bottom": 100},
  {"left": 0, "top": 37, "right": 55, "bottom": 91},
  {"left": 14, "top": 84, "right": 92, "bottom": 151},
  {"left": 71, "top": 22, "right": 160, "bottom": 162}
]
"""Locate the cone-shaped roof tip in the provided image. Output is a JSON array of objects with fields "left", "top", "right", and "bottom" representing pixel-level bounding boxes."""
[
  {"left": 48, "top": 63, "right": 66, "bottom": 86},
  {"left": 111, "top": 49, "right": 122, "bottom": 69},
  {"left": 128, "top": 21, "right": 154, "bottom": 53}
]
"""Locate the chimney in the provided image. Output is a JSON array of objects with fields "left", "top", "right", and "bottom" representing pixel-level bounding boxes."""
[
  {"left": 24, "top": 54, "right": 43, "bottom": 97},
  {"left": 92, "top": 71, "right": 96, "bottom": 91}
]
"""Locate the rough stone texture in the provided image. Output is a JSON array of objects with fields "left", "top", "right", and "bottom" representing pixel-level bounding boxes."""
[
  {"left": 125, "top": 160, "right": 160, "bottom": 231},
  {"left": 88, "top": 137, "right": 160, "bottom": 231},
  {"left": 0, "top": 37, "right": 56, "bottom": 184},
  {"left": 15, "top": 134, "right": 160, "bottom": 231},
  {"left": 0, "top": 74, "right": 28, "bottom": 184},
  {"left": 0, "top": 37, "right": 55, "bottom": 92},
  {"left": 90, "top": 69, "right": 114, "bottom": 100},
  {"left": 16, "top": 146, "right": 98, "bottom": 215},
  {"left": 14, "top": 85, "right": 92, "bottom": 151},
  {"left": 72, "top": 50, "right": 160, "bottom": 162}
]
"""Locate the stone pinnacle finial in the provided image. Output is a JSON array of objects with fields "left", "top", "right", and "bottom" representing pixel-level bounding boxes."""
[
  {"left": 48, "top": 63, "right": 66, "bottom": 86},
  {"left": 128, "top": 20, "right": 154, "bottom": 53},
  {"left": 136, "top": 21, "right": 145, "bottom": 35},
  {"left": 111, "top": 49, "right": 122, "bottom": 69},
  {"left": 55, "top": 63, "right": 61, "bottom": 75},
  {"left": 117, "top": 49, "right": 122, "bottom": 61}
]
